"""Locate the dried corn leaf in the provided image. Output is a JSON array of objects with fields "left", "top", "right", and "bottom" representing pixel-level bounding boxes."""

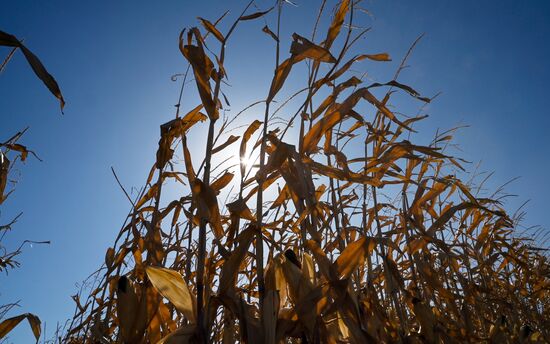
[
  {"left": 219, "top": 226, "right": 255, "bottom": 294},
  {"left": 212, "top": 135, "right": 239, "bottom": 154},
  {"left": 180, "top": 31, "right": 218, "bottom": 120},
  {"left": 334, "top": 237, "right": 376, "bottom": 280},
  {"left": 211, "top": 171, "right": 234, "bottom": 193},
  {"left": 290, "top": 33, "right": 336, "bottom": 63},
  {"left": 0, "top": 30, "right": 65, "bottom": 111},
  {"left": 198, "top": 17, "right": 224, "bottom": 42},
  {"left": 135, "top": 183, "right": 159, "bottom": 209},
  {"left": 226, "top": 198, "right": 256, "bottom": 221},
  {"left": 240, "top": 7, "right": 274, "bottom": 21},
  {"left": 267, "top": 57, "right": 295, "bottom": 103},
  {"left": 0, "top": 313, "right": 41, "bottom": 342},
  {"left": 325, "top": 0, "right": 350, "bottom": 49},
  {"left": 262, "top": 25, "right": 279, "bottom": 42},
  {"left": 368, "top": 80, "right": 430, "bottom": 102},
  {"left": 145, "top": 266, "right": 197, "bottom": 324},
  {"left": 192, "top": 179, "right": 223, "bottom": 238},
  {"left": 240, "top": 120, "right": 262, "bottom": 160}
]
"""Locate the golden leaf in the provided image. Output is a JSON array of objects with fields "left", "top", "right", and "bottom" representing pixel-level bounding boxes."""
[{"left": 145, "top": 266, "right": 196, "bottom": 324}]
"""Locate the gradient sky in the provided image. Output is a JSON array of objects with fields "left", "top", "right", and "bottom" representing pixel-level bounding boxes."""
[{"left": 1, "top": 1, "right": 550, "bottom": 341}]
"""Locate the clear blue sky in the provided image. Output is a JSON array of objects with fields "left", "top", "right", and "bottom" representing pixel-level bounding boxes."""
[{"left": 1, "top": 0, "right": 550, "bottom": 341}]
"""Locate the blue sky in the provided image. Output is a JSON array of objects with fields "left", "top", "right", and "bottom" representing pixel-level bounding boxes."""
[{"left": 1, "top": 0, "right": 550, "bottom": 341}]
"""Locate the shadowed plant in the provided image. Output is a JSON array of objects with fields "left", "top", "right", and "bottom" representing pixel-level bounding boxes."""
[
  {"left": 1, "top": 29, "right": 63, "bottom": 342},
  {"left": 63, "top": 1, "right": 549, "bottom": 343}
]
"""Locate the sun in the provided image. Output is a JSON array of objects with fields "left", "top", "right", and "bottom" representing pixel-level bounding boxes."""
[{"left": 240, "top": 155, "right": 252, "bottom": 169}]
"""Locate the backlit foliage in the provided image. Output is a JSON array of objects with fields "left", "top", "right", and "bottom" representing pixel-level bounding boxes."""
[{"left": 64, "top": 1, "right": 549, "bottom": 343}]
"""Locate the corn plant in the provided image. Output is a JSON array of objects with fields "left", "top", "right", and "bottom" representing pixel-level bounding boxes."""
[
  {"left": 0, "top": 29, "right": 63, "bottom": 342},
  {"left": 64, "top": 2, "right": 549, "bottom": 343}
]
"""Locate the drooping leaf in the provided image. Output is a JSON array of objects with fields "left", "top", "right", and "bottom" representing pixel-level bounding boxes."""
[
  {"left": 0, "top": 30, "right": 65, "bottom": 112},
  {"left": 157, "top": 105, "right": 207, "bottom": 168},
  {"left": 26, "top": 314, "right": 41, "bottom": 342},
  {"left": 262, "top": 25, "right": 279, "bottom": 42},
  {"left": 135, "top": 183, "right": 159, "bottom": 209},
  {"left": 105, "top": 247, "right": 115, "bottom": 269},
  {"left": 240, "top": 7, "right": 274, "bottom": 21},
  {"left": 182, "top": 135, "right": 196, "bottom": 184},
  {"left": 367, "top": 80, "right": 430, "bottom": 102},
  {"left": 2, "top": 143, "right": 30, "bottom": 161},
  {"left": 361, "top": 88, "right": 413, "bottom": 130},
  {"left": 180, "top": 30, "right": 218, "bottom": 120},
  {"left": 192, "top": 179, "right": 223, "bottom": 238},
  {"left": 334, "top": 237, "right": 376, "bottom": 280},
  {"left": 240, "top": 120, "right": 262, "bottom": 160},
  {"left": 302, "top": 107, "right": 345, "bottom": 153},
  {"left": 226, "top": 198, "right": 256, "bottom": 221},
  {"left": 218, "top": 226, "right": 256, "bottom": 294},
  {"left": 212, "top": 135, "right": 240, "bottom": 154},
  {"left": 145, "top": 266, "right": 197, "bottom": 323},
  {"left": 324, "top": 0, "right": 350, "bottom": 49},
  {"left": 362, "top": 53, "right": 391, "bottom": 61},
  {"left": 267, "top": 57, "right": 295, "bottom": 103},
  {"left": 198, "top": 17, "right": 225, "bottom": 42},
  {"left": 290, "top": 33, "right": 336, "bottom": 63},
  {"left": 0, "top": 313, "right": 41, "bottom": 342},
  {"left": 211, "top": 171, "right": 234, "bottom": 193}
]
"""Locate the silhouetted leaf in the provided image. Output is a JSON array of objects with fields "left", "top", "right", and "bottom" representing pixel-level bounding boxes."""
[
  {"left": 0, "top": 30, "right": 65, "bottom": 112},
  {"left": 290, "top": 33, "right": 336, "bottom": 63},
  {"left": 262, "top": 25, "right": 279, "bottom": 42},
  {"left": 240, "top": 7, "right": 274, "bottom": 21}
]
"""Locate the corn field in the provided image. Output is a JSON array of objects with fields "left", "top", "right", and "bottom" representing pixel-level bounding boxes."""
[{"left": 6, "top": 1, "right": 550, "bottom": 343}]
